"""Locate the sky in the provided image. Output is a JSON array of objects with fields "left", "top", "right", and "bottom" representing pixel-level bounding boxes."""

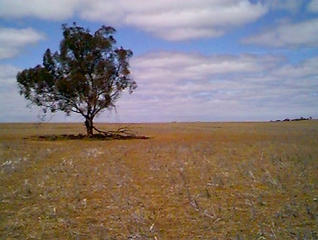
[{"left": 0, "top": 0, "right": 318, "bottom": 123}]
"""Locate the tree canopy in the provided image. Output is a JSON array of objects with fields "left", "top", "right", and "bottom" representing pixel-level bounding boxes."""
[{"left": 17, "top": 23, "right": 136, "bottom": 136}]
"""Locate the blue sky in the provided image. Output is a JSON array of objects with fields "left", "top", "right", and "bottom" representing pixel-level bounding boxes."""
[{"left": 0, "top": 0, "right": 318, "bottom": 122}]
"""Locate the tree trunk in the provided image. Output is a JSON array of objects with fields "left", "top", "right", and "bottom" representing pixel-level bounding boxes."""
[{"left": 85, "top": 118, "right": 94, "bottom": 137}]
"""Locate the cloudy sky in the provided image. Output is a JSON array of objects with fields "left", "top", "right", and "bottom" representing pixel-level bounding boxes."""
[{"left": 0, "top": 0, "right": 317, "bottom": 122}]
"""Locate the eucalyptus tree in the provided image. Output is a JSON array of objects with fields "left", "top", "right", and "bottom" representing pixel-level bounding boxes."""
[{"left": 17, "top": 23, "right": 136, "bottom": 136}]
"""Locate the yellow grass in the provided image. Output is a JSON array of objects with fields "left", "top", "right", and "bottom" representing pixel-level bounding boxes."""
[{"left": 0, "top": 121, "right": 317, "bottom": 239}]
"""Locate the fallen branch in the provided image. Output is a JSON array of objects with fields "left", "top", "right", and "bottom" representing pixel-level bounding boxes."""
[{"left": 92, "top": 126, "right": 148, "bottom": 139}]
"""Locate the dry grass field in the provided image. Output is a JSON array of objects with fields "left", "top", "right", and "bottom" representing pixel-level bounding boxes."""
[{"left": 0, "top": 121, "right": 317, "bottom": 239}]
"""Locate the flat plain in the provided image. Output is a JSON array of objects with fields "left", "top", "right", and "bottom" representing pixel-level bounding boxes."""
[{"left": 0, "top": 121, "right": 317, "bottom": 239}]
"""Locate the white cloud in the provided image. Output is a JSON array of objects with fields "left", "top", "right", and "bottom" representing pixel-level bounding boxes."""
[
  {"left": 0, "top": 64, "right": 20, "bottom": 78},
  {"left": 243, "top": 18, "right": 318, "bottom": 48},
  {"left": 80, "top": 0, "right": 268, "bottom": 41},
  {"left": 0, "top": 64, "right": 21, "bottom": 96},
  {"left": 110, "top": 51, "right": 318, "bottom": 122},
  {"left": 0, "top": 64, "right": 31, "bottom": 121},
  {"left": 308, "top": 0, "right": 318, "bottom": 12},
  {"left": 0, "top": 0, "right": 267, "bottom": 41},
  {"left": 270, "top": 0, "right": 304, "bottom": 12},
  {"left": 1, "top": 53, "right": 317, "bottom": 122},
  {"left": 0, "top": 27, "right": 45, "bottom": 59},
  {"left": 274, "top": 57, "right": 318, "bottom": 78},
  {"left": 0, "top": 0, "right": 79, "bottom": 20},
  {"left": 132, "top": 52, "right": 282, "bottom": 83}
]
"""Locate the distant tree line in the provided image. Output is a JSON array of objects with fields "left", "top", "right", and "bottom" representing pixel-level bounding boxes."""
[{"left": 271, "top": 116, "right": 313, "bottom": 122}]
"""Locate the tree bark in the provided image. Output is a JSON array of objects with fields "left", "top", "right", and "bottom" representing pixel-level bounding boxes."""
[{"left": 85, "top": 117, "right": 94, "bottom": 137}]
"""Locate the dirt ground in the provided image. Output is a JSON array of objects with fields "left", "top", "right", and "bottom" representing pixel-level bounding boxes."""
[{"left": 0, "top": 121, "right": 317, "bottom": 239}]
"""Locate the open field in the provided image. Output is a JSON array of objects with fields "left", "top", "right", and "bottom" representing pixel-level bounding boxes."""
[{"left": 0, "top": 121, "right": 317, "bottom": 239}]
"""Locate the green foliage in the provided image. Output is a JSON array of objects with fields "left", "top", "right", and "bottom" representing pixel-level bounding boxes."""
[{"left": 17, "top": 23, "right": 136, "bottom": 134}]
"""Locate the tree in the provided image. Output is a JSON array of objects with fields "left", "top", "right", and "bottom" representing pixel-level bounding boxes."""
[{"left": 17, "top": 23, "right": 136, "bottom": 137}]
